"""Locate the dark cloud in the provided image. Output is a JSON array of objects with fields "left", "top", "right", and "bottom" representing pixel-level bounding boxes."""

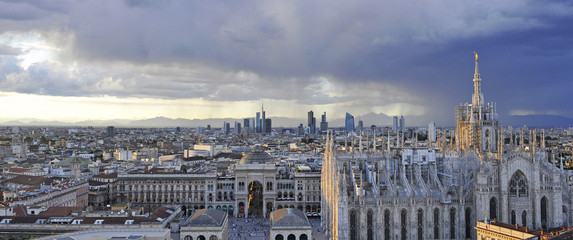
[{"left": 0, "top": 0, "right": 571, "bottom": 123}]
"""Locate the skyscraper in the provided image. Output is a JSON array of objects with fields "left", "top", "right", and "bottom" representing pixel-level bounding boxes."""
[
  {"left": 345, "top": 113, "right": 355, "bottom": 132},
  {"left": 399, "top": 115, "right": 405, "bottom": 132},
  {"left": 357, "top": 120, "right": 364, "bottom": 132},
  {"left": 261, "top": 102, "right": 266, "bottom": 134},
  {"left": 320, "top": 112, "right": 328, "bottom": 134},
  {"left": 428, "top": 121, "right": 436, "bottom": 143},
  {"left": 243, "top": 118, "right": 250, "bottom": 131},
  {"left": 265, "top": 118, "right": 272, "bottom": 133},
  {"left": 234, "top": 122, "right": 242, "bottom": 135},
  {"left": 223, "top": 121, "right": 230, "bottom": 135},
  {"left": 393, "top": 116, "right": 399, "bottom": 133},
  {"left": 256, "top": 112, "right": 261, "bottom": 133},
  {"left": 106, "top": 126, "right": 115, "bottom": 138},
  {"left": 308, "top": 111, "right": 316, "bottom": 134}
]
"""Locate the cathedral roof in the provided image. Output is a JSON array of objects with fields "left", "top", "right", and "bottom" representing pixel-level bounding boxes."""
[
  {"left": 238, "top": 148, "right": 273, "bottom": 165},
  {"left": 270, "top": 208, "right": 309, "bottom": 227}
]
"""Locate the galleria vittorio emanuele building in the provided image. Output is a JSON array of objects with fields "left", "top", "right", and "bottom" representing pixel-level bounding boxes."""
[{"left": 321, "top": 54, "right": 572, "bottom": 240}]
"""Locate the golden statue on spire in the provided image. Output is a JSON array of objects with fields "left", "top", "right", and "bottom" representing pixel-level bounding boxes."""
[{"left": 474, "top": 51, "right": 478, "bottom": 62}]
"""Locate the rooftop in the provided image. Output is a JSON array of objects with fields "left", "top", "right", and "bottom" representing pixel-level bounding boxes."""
[
  {"left": 238, "top": 149, "right": 273, "bottom": 165},
  {"left": 270, "top": 208, "right": 310, "bottom": 227},
  {"left": 187, "top": 209, "right": 227, "bottom": 227}
]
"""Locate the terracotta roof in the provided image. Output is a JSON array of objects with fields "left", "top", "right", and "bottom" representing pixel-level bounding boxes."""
[
  {"left": 9, "top": 216, "right": 39, "bottom": 224},
  {"left": 183, "top": 156, "right": 207, "bottom": 161},
  {"left": 38, "top": 207, "right": 83, "bottom": 217},
  {"left": 5, "top": 175, "right": 48, "bottom": 186},
  {"left": 88, "top": 180, "right": 107, "bottom": 186},
  {"left": 214, "top": 152, "right": 242, "bottom": 159},
  {"left": 150, "top": 206, "right": 172, "bottom": 219},
  {"left": 79, "top": 216, "right": 151, "bottom": 224},
  {"left": 92, "top": 173, "right": 118, "bottom": 179},
  {"left": 13, "top": 206, "right": 27, "bottom": 216},
  {"left": 9, "top": 167, "right": 28, "bottom": 173}
]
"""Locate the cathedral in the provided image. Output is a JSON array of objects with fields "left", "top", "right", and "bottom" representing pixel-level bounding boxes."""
[{"left": 320, "top": 53, "right": 571, "bottom": 240}]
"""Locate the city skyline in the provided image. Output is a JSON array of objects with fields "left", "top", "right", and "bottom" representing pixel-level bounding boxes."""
[{"left": 0, "top": 1, "right": 572, "bottom": 126}]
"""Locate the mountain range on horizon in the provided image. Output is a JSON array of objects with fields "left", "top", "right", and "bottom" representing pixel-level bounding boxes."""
[{"left": 0, "top": 113, "right": 572, "bottom": 129}]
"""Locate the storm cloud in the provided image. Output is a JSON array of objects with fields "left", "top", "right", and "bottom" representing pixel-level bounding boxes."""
[{"left": 0, "top": 0, "right": 572, "bottom": 124}]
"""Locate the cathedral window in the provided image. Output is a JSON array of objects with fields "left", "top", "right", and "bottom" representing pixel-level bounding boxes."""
[
  {"left": 350, "top": 210, "right": 358, "bottom": 240},
  {"left": 490, "top": 197, "right": 497, "bottom": 221},
  {"left": 433, "top": 208, "right": 440, "bottom": 239},
  {"left": 367, "top": 209, "right": 374, "bottom": 240},
  {"left": 465, "top": 208, "right": 471, "bottom": 238},
  {"left": 522, "top": 210, "right": 527, "bottom": 227},
  {"left": 401, "top": 209, "right": 407, "bottom": 240},
  {"left": 450, "top": 208, "right": 456, "bottom": 239},
  {"left": 417, "top": 209, "right": 423, "bottom": 240},
  {"left": 509, "top": 171, "right": 528, "bottom": 197},
  {"left": 511, "top": 210, "right": 516, "bottom": 225},
  {"left": 541, "top": 196, "right": 548, "bottom": 230},
  {"left": 384, "top": 209, "right": 391, "bottom": 240},
  {"left": 563, "top": 206, "right": 569, "bottom": 226}
]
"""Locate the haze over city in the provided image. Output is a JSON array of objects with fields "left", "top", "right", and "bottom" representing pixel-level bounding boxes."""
[{"left": 0, "top": 0, "right": 572, "bottom": 126}]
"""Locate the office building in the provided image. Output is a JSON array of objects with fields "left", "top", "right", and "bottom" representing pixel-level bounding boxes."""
[
  {"left": 223, "top": 122, "right": 230, "bottom": 135},
  {"left": 256, "top": 112, "right": 261, "bottom": 133},
  {"left": 106, "top": 126, "right": 115, "bottom": 138},
  {"left": 320, "top": 112, "right": 328, "bottom": 134},
  {"left": 234, "top": 122, "right": 241, "bottom": 135},
  {"left": 265, "top": 119, "right": 272, "bottom": 134},
  {"left": 428, "top": 121, "right": 436, "bottom": 143},
  {"left": 308, "top": 111, "right": 316, "bottom": 134},
  {"left": 345, "top": 113, "right": 355, "bottom": 132},
  {"left": 243, "top": 118, "right": 251, "bottom": 131}
]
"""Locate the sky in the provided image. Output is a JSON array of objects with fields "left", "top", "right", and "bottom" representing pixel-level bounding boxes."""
[{"left": 0, "top": 0, "right": 572, "bottom": 126}]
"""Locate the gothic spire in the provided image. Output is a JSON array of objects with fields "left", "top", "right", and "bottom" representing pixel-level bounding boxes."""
[{"left": 472, "top": 51, "right": 484, "bottom": 107}]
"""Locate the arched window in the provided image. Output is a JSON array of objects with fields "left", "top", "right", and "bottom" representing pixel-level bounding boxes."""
[
  {"left": 541, "top": 196, "right": 548, "bottom": 230},
  {"left": 509, "top": 171, "right": 529, "bottom": 197},
  {"left": 433, "top": 208, "right": 440, "bottom": 239},
  {"left": 209, "top": 235, "right": 217, "bottom": 240},
  {"left": 384, "top": 209, "right": 391, "bottom": 240},
  {"left": 197, "top": 236, "right": 206, "bottom": 240},
  {"left": 275, "top": 234, "right": 284, "bottom": 240},
  {"left": 490, "top": 197, "right": 497, "bottom": 221},
  {"left": 367, "top": 209, "right": 374, "bottom": 240},
  {"left": 522, "top": 211, "right": 527, "bottom": 227},
  {"left": 287, "top": 234, "right": 296, "bottom": 240},
  {"left": 401, "top": 209, "right": 407, "bottom": 240},
  {"left": 511, "top": 210, "right": 516, "bottom": 225},
  {"left": 563, "top": 206, "right": 569, "bottom": 226},
  {"left": 417, "top": 209, "right": 424, "bottom": 240},
  {"left": 450, "top": 208, "right": 456, "bottom": 239},
  {"left": 350, "top": 210, "right": 358, "bottom": 240},
  {"left": 465, "top": 208, "right": 471, "bottom": 238},
  {"left": 300, "top": 234, "right": 308, "bottom": 240},
  {"left": 184, "top": 236, "right": 192, "bottom": 240}
]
